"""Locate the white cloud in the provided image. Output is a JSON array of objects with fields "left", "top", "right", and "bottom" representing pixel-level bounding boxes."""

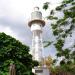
[
  {"left": 0, "top": 25, "right": 18, "bottom": 38},
  {"left": 0, "top": 0, "right": 63, "bottom": 57}
]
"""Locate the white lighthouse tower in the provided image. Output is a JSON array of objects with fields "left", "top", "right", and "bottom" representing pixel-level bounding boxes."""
[
  {"left": 28, "top": 7, "right": 49, "bottom": 75},
  {"left": 28, "top": 7, "right": 45, "bottom": 62}
]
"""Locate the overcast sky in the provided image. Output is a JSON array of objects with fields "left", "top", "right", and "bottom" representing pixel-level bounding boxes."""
[{"left": 0, "top": 0, "right": 64, "bottom": 58}]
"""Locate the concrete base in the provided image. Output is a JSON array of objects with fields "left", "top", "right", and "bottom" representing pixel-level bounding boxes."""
[{"left": 32, "top": 66, "right": 50, "bottom": 75}]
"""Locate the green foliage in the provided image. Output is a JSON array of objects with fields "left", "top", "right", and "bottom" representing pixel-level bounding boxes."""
[
  {"left": 53, "top": 29, "right": 59, "bottom": 36},
  {"left": 56, "top": 6, "right": 62, "bottom": 11},
  {"left": 47, "top": 16, "right": 58, "bottom": 20},
  {"left": 0, "top": 33, "right": 37, "bottom": 75},
  {"left": 55, "top": 39, "right": 64, "bottom": 51},
  {"left": 62, "top": 0, "right": 74, "bottom": 4},
  {"left": 43, "top": 41, "right": 53, "bottom": 47},
  {"left": 50, "top": 10, "right": 54, "bottom": 15},
  {"left": 43, "top": 0, "right": 75, "bottom": 74},
  {"left": 43, "top": 2, "right": 49, "bottom": 10}
]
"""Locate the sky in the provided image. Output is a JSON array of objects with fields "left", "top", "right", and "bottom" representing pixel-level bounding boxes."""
[{"left": 0, "top": 0, "right": 64, "bottom": 58}]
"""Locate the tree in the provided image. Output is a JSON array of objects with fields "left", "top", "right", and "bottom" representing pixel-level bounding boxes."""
[
  {"left": 43, "top": 0, "right": 75, "bottom": 74},
  {"left": 0, "top": 32, "right": 38, "bottom": 75},
  {"left": 41, "top": 56, "right": 53, "bottom": 68}
]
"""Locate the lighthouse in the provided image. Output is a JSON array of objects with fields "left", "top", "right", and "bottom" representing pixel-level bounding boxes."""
[
  {"left": 28, "top": 7, "right": 45, "bottom": 62},
  {"left": 28, "top": 7, "right": 49, "bottom": 75}
]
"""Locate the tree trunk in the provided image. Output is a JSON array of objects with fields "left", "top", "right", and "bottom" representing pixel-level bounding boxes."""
[{"left": 9, "top": 63, "right": 16, "bottom": 75}]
